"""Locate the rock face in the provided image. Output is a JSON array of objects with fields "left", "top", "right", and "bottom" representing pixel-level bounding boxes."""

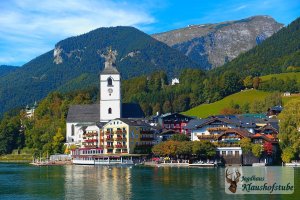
[{"left": 152, "top": 16, "right": 283, "bottom": 69}]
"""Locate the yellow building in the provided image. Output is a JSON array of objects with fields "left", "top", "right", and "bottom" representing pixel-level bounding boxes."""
[{"left": 101, "top": 118, "right": 154, "bottom": 154}]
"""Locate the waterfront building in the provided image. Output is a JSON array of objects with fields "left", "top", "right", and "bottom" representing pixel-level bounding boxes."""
[
  {"left": 101, "top": 118, "right": 155, "bottom": 154},
  {"left": 158, "top": 113, "right": 194, "bottom": 134}
]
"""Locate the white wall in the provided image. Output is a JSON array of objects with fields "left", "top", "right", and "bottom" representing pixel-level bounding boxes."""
[{"left": 66, "top": 122, "right": 84, "bottom": 145}]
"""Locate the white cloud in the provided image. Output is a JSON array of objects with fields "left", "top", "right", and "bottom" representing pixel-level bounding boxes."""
[{"left": 0, "top": 0, "right": 155, "bottom": 65}]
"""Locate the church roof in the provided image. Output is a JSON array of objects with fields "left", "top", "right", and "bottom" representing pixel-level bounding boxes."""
[
  {"left": 67, "top": 104, "right": 100, "bottom": 123},
  {"left": 67, "top": 103, "right": 145, "bottom": 123},
  {"left": 101, "top": 66, "right": 119, "bottom": 75}
]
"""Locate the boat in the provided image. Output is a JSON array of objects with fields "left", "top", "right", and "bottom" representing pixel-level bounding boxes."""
[
  {"left": 285, "top": 162, "right": 300, "bottom": 167},
  {"left": 189, "top": 160, "right": 216, "bottom": 167},
  {"left": 72, "top": 155, "right": 134, "bottom": 165}
]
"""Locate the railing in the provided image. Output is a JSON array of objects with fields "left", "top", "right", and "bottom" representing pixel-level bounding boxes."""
[
  {"left": 116, "top": 130, "right": 126, "bottom": 134},
  {"left": 115, "top": 145, "right": 127, "bottom": 149},
  {"left": 106, "top": 137, "right": 114, "bottom": 141},
  {"left": 84, "top": 139, "right": 98, "bottom": 143},
  {"left": 207, "top": 127, "right": 229, "bottom": 131},
  {"left": 85, "top": 132, "right": 98, "bottom": 137},
  {"left": 105, "top": 131, "right": 112, "bottom": 135},
  {"left": 197, "top": 135, "right": 219, "bottom": 139},
  {"left": 84, "top": 145, "right": 97, "bottom": 148},
  {"left": 116, "top": 137, "right": 123, "bottom": 141},
  {"left": 106, "top": 145, "right": 114, "bottom": 149},
  {"left": 216, "top": 143, "right": 241, "bottom": 147}
]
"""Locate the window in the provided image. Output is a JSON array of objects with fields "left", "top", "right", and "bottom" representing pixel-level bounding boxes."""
[
  {"left": 108, "top": 108, "right": 112, "bottom": 114},
  {"left": 235, "top": 151, "right": 239, "bottom": 157},
  {"left": 71, "top": 124, "right": 75, "bottom": 136},
  {"left": 107, "top": 77, "right": 113, "bottom": 86},
  {"left": 228, "top": 151, "right": 233, "bottom": 156}
]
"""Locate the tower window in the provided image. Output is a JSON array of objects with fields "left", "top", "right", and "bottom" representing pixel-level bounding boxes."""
[
  {"left": 108, "top": 108, "right": 112, "bottom": 114},
  {"left": 107, "top": 77, "right": 113, "bottom": 86},
  {"left": 71, "top": 124, "right": 75, "bottom": 136}
]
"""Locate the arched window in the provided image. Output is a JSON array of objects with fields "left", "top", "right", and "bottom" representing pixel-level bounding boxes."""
[
  {"left": 108, "top": 108, "right": 112, "bottom": 114},
  {"left": 71, "top": 124, "right": 75, "bottom": 136},
  {"left": 107, "top": 77, "right": 113, "bottom": 86}
]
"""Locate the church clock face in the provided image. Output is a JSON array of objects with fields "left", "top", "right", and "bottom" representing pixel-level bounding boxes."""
[{"left": 108, "top": 88, "right": 113, "bottom": 94}]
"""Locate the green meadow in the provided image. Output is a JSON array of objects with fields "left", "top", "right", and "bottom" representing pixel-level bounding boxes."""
[{"left": 183, "top": 89, "right": 300, "bottom": 118}]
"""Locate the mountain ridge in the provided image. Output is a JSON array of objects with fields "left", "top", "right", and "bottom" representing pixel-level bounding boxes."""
[{"left": 153, "top": 15, "right": 283, "bottom": 69}]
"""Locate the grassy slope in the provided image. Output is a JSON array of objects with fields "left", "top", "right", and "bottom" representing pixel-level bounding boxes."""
[
  {"left": 260, "top": 72, "right": 300, "bottom": 82},
  {"left": 183, "top": 90, "right": 270, "bottom": 118},
  {"left": 183, "top": 89, "right": 300, "bottom": 118}
]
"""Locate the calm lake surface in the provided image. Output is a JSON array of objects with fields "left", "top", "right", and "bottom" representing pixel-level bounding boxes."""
[{"left": 0, "top": 163, "right": 299, "bottom": 200}]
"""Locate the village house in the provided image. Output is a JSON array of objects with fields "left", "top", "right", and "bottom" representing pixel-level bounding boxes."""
[{"left": 185, "top": 115, "right": 279, "bottom": 165}]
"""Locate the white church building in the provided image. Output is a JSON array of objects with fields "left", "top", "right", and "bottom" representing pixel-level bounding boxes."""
[{"left": 66, "top": 49, "right": 144, "bottom": 146}]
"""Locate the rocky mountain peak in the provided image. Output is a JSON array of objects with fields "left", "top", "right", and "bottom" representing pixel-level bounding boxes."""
[{"left": 152, "top": 15, "right": 284, "bottom": 69}]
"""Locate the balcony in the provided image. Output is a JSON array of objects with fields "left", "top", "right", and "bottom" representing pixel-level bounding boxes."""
[
  {"left": 84, "top": 145, "right": 97, "bottom": 148},
  {"left": 106, "top": 137, "right": 114, "bottom": 142},
  {"left": 216, "top": 143, "right": 240, "bottom": 147},
  {"left": 86, "top": 132, "right": 98, "bottom": 137},
  {"left": 207, "top": 127, "right": 229, "bottom": 132},
  {"left": 115, "top": 137, "right": 127, "bottom": 141},
  {"left": 116, "top": 130, "right": 126, "bottom": 135},
  {"left": 84, "top": 139, "right": 98, "bottom": 143},
  {"left": 105, "top": 131, "right": 112, "bottom": 135},
  {"left": 197, "top": 135, "right": 219, "bottom": 140},
  {"left": 106, "top": 145, "right": 114, "bottom": 149},
  {"left": 115, "top": 144, "right": 127, "bottom": 149}
]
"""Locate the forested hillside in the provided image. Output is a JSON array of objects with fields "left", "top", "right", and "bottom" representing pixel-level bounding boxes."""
[
  {"left": 0, "top": 88, "right": 98, "bottom": 155},
  {"left": 0, "top": 65, "right": 18, "bottom": 77}
]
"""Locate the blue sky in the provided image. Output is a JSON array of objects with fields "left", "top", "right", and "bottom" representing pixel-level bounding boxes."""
[{"left": 0, "top": 0, "right": 299, "bottom": 66}]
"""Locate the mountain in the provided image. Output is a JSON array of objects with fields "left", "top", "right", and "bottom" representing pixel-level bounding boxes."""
[
  {"left": 0, "top": 65, "right": 18, "bottom": 78},
  {"left": 152, "top": 16, "right": 283, "bottom": 69},
  {"left": 0, "top": 26, "right": 200, "bottom": 115},
  {"left": 212, "top": 17, "right": 300, "bottom": 77}
]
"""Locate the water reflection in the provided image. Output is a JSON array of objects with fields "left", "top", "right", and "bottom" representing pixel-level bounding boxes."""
[
  {"left": 1, "top": 164, "right": 298, "bottom": 200},
  {"left": 64, "top": 165, "right": 132, "bottom": 199}
]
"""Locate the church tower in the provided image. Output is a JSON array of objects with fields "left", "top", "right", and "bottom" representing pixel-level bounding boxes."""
[{"left": 100, "top": 49, "right": 121, "bottom": 122}]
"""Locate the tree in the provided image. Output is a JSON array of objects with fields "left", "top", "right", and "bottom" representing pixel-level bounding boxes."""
[
  {"left": 220, "top": 71, "right": 243, "bottom": 97},
  {"left": 239, "top": 138, "right": 252, "bottom": 154},
  {"left": 281, "top": 147, "right": 295, "bottom": 163},
  {"left": 278, "top": 99, "right": 300, "bottom": 155},
  {"left": 252, "top": 77, "right": 261, "bottom": 89},
  {"left": 52, "top": 128, "right": 65, "bottom": 154},
  {"left": 0, "top": 114, "right": 23, "bottom": 155},
  {"left": 252, "top": 144, "right": 262, "bottom": 158},
  {"left": 192, "top": 141, "right": 216, "bottom": 157},
  {"left": 169, "top": 134, "right": 190, "bottom": 141},
  {"left": 177, "top": 141, "right": 192, "bottom": 156},
  {"left": 263, "top": 142, "right": 273, "bottom": 155},
  {"left": 243, "top": 76, "right": 253, "bottom": 88}
]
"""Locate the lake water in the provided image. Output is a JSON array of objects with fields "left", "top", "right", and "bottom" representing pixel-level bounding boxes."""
[{"left": 0, "top": 163, "right": 299, "bottom": 200}]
